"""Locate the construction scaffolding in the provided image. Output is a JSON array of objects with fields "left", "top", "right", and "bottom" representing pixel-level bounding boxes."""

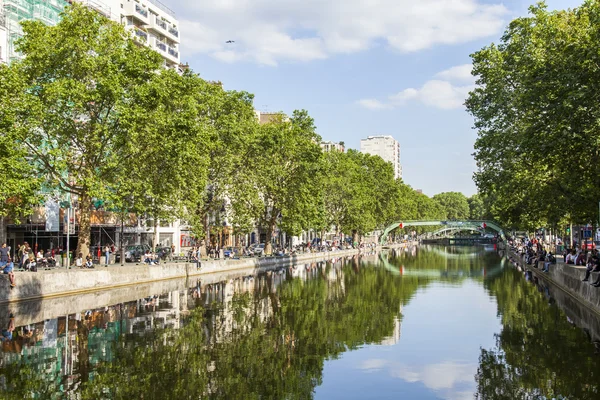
[{"left": 1, "top": 0, "right": 67, "bottom": 63}]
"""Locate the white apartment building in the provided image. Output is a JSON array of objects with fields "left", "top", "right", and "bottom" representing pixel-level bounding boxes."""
[
  {"left": 0, "top": 0, "right": 180, "bottom": 68},
  {"left": 360, "top": 135, "right": 403, "bottom": 180},
  {"left": 320, "top": 141, "right": 345, "bottom": 153},
  {"left": 0, "top": 10, "right": 6, "bottom": 64},
  {"left": 71, "top": 0, "right": 180, "bottom": 70}
]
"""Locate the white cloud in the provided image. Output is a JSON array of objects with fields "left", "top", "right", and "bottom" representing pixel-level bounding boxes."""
[
  {"left": 357, "top": 66, "right": 475, "bottom": 110},
  {"left": 356, "top": 99, "right": 392, "bottom": 110},
  {"left": 177, "top": 0, "right": 508, "bottom": 65},
  {"left": 359, "top": 359, "right": 477, "bottom": 400},
  {"left": 435, "top": 64, "right": 475, "bottom": 83}
]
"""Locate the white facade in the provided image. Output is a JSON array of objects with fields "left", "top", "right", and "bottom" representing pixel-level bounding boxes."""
[
  {"left": 71, "top": 0, "right": 180, "bottom": 69},
  {"left": 0, "top": 11, "right": 6, "bottom": 64},
  {"left": 121, "top": 0, "right": 180, "bottom": 69},
  {"left": 320, "top": 141, "right": 345, "bottom": 153},
  {"left": 360, "top": 135, "right": 402, "bottom": 180}
]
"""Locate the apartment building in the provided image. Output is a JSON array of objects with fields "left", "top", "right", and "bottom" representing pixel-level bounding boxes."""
[
  {"left": 0, "top": 0, "right": 67, "bottom": 64},
  {"left": 320, "top": 141, "right": 345, "bottom": 153},
  {"left": 0, "top": 9, "right": 6, "bottom": 63},
  {"left": 360, "top": 135, "right": 403, "bottom": 180},
  {"left": 119, "top": 0, "right": 180, "bottom": 69},
  {"left": 0, "top": 0, "right": 180, "bottom": 69}
]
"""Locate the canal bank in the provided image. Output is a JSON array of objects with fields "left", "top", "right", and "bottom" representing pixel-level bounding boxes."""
[
  {"left": 510, "top": 249, "right": 600, "bottom": 316},
  {"left": 0, "top": 243, "right": 415, "bottom": 304}
]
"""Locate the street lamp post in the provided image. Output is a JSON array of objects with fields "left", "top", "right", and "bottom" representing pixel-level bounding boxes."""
[{"left": 120, "top": 211, "right": 125, "bottom": 266}]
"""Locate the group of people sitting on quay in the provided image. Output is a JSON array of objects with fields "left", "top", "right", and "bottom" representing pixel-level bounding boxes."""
[
  {"left": 509, "top": 237, "right": 557, "bottom": 273},
  {"left": 509, "top": 236, "right": 600, "bottom": 287}
]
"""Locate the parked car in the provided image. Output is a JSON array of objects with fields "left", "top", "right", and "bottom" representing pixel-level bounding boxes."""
[
  {"left": 223, "top": 247, "right": 237, "bottom": 258},
  {"left": 124, "top": 244, "right": 151, "bottom": 262},
  {"left": 253, "top": 243, "right": 266, "bottom": 256},
  {"left": 156, "top": 246, "right": 172, "bottom": 261}
]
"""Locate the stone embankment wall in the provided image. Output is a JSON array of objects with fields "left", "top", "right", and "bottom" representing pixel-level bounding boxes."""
[
  {"left": 0, "top": 243, "right": 415, "bottom": 304},
  {"left": 511, "top": 249, "right": 600, "bottom": 314}
]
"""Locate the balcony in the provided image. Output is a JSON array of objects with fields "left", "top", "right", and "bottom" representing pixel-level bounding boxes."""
[
  {"left": 122, "top": 1, "right": 150, "bottom": 24},
  {"left": 150, "top": 37, "right": 167, "bottom": 53},
  {"left": 145, "top": 15, "right": 167, "bottom": 35},
  {"left": 134, "top": 28, "right": 148, "bottom": 43},
  {"left": 155, "top": 41, "right": 167, "bottom": 53},
  {"left": 168, "top": 26, "right": 178, "bottom": 38},
  {"left": 135, "top": 3, "right": 148, "bottom": 18},
  {"left": 155, "top": 16, "right": 167, "bottom": 30},
  {"left": 168, "top": 46, "right": 178, "bottom": 59}
]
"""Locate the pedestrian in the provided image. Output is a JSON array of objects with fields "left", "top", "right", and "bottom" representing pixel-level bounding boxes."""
[
  {"left": 0, "top": 243, "right": 9, "bottom": 269},
  {"left": 20, "top": 242, "right": 29, "bottom": 268},
  {"left": 103, "top": 245, "right": 111, "bottom": 267},
  {"left": 196, "top": 246, "right": 202, "bottom": 271},
  {"left": 3, "top": 256, "right": 16, "bottom": 288},
  {"left": 85, "top": 254, "right": 94, "bottom": 269},
  {"left": 76, "top": 253, "right": 83, "bottom": 269}
]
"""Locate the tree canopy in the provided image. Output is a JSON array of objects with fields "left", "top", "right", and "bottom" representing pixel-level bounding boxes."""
[
  {"left": 432, "top": 192, "right": 470, "bottom": 220},
  {"left": 467, "top": 1, "right": 600, "bottom": 230}
]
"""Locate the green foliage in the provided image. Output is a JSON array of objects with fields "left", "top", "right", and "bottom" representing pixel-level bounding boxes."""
[
  {"left": 468, "top": 194, "right": 486, "bottom": 220},
  {"left": 245, "top": 111, "right": 323, "bottom": 253},
  {"left": 467, "top": 1, "right": 600, "bottom": 230},
  {"left": 477, "top": 268, "right": 600, "bottom": 399},
  {"left": 432, "top": 192, "right": 470, "bottom": 220},
  {"left": 0, "top": 4, "right": 177, "bottom": 256}
]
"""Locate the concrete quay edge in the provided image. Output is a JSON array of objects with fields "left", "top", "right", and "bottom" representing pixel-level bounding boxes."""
[
  {"left": 0, "top": 243, "right": 414, "bottom": 305},
  {"left": 510, "top": 249, "right": 600, "bottom": 316}
]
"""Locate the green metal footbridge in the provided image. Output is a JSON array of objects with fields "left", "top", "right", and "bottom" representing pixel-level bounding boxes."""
[{"left": 379, "top": 220, "right": 506, "bottom": 245}]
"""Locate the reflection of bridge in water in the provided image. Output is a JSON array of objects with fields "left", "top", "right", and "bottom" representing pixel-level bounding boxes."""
[{"left": 378, "top": 251, "right": 505, "bottom": 280}]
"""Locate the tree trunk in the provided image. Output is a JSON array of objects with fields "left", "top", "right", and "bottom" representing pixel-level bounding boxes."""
[
  {"left": 205, "top": 212, "right": 211, "bottom": 247},
  {"left": 0, "top": 216, "right": 5, "bottom": 246},
  {"left": 76, "top": 191, "right": 92, "bottom": 260},
  {"left": 153, "top": 217, "right": 158, "bottom": 252},
  {"left": 352, "top": 230, "right": 359, "bottom": 248},
  {"left": 265, "top": 220, "right": 275, "bottom": 255}
]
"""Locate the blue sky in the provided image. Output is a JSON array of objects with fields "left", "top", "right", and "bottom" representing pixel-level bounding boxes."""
[{"left": 169, "top": 0, "right": 582, "bottom": 197}]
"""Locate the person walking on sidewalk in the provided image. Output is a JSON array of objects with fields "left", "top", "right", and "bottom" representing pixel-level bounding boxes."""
[{"left": 103, "top": 245, "right": 111, "bottom": 267}]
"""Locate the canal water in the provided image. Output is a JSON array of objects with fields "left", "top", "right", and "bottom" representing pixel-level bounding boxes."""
[{"left": 1, "top": 246, "right": 599, "bottom": 399}]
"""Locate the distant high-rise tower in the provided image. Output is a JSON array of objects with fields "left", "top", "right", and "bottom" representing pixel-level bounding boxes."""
[{"left": 360, "top": 135, "right": 402, "bottom": 180}]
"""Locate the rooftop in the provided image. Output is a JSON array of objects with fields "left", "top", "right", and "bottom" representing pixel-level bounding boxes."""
[{"left": 148, "top": 0, "right": 175, "bottom": 18}]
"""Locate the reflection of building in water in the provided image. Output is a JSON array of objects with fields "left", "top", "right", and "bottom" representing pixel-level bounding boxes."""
[
  {"left": 0, "top": 258, "right": 355, "bottom": 396},
  {"left": 379, "top": 316, "right": 401, "bottom": 346}
]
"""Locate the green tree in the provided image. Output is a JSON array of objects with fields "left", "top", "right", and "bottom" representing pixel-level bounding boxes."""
[
  {"left": 432, "top": 192, "right": 470, "bottom": 220},
  {"left": 182, "top": 83, "right": 258, "bottom": 247},
  {"left": 119, "top": 70, "right": 211, "bottom": 250},
  {"left": 0, "top": 4, "right": 182, "bottom": 258},
  {"left": 468, "top": 194, "right": 487, "bottom": 220},
  {"left": 467, "top": 1, "right": 600, "bottom": 229},
  {"left": 246, "top": 111, "right": 322, "bottom": 254}
]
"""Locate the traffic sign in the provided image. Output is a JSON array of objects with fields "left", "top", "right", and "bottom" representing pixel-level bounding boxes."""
[{"left": 584, "top": 230, "right": 592, "bottom": 239}]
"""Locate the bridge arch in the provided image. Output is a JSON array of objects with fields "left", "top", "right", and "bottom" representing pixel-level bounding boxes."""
[
  {"left": 428, "top": 226, "right": 481, "bottom": 238},
  {"left": 379, "top": 220, "right": 506, "bottom": 245}
]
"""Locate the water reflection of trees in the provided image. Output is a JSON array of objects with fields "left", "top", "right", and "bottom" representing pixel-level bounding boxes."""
[
  {"left": 476, "top": 269, "right": 600, "bottom": 400},
  {"left": 0, "top": 260, "right": 424, "bottom": 399}
]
